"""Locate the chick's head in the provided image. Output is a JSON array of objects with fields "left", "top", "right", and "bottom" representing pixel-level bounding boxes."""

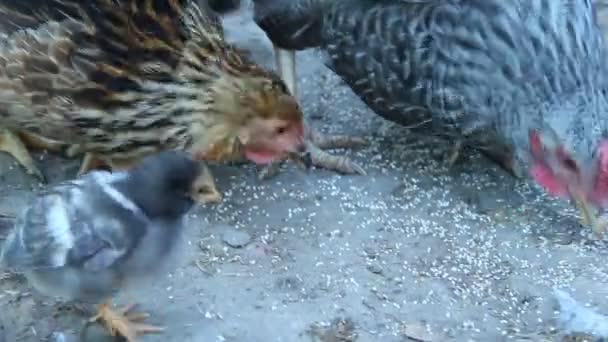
[
  {"left": 122, "top": 151, "right": 215, "bottom": 219},
  {"left": 192, "top": 75, "right": 305, "bottom": 165}
]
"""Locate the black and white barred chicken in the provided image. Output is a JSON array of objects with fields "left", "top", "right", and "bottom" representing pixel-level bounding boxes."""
[{"left": 249, "top": 0, "right": 608, "bottom": 237}]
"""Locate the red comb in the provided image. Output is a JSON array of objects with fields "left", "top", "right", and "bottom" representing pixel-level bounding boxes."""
[{"left": 530, "top": 164, "right": 569, "bottom": 198}]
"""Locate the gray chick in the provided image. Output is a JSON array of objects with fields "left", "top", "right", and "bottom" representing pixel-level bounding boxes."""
[
  {"left": 0, "top": 150, "right": 208, "bottom": 342},
  {"left": 251, "top": 0, "right": 608, "bottom": 236}
]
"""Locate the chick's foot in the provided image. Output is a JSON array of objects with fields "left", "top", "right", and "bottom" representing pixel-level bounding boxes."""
[
  {"left": 0, "top": 129, "right": 44, "bottom": 180},
  {"left": 89, "top": 302, "right": 164, "bottom": 342},
  {"left": 259, "top": 125, "right": 367, "bottom": 179}
]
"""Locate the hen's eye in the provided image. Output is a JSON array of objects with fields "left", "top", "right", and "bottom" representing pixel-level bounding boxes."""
[
  {"left": 276, "top": 126, "right": 287, "bottom": 134},
  {"left": 562, "top": 157, "right": 578, "bottom": 172}
]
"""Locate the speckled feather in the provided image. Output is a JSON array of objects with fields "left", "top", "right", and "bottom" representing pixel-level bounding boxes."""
[
  {"left": 0, "top": 0, "right": 296, "bottom": 162},
  {"left": 254, "top": 0, "right": 608, "bottom": 169}
]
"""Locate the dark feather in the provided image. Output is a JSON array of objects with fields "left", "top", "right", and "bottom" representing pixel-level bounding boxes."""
[
  {"left": 0, "top": 213, "right": 13, "bottom": 238},
  {"left": 206, "top": 0, "right": 241, "bottom": 14},
  {"left": 253, "top": 0, "right": 608, "bottom": 171}
]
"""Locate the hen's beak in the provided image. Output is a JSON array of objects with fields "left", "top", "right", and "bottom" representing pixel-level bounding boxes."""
[{"left": 574, "top": 194, "right": 607, "bottom": 238}]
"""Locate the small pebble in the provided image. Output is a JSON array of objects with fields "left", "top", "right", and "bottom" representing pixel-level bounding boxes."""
[
  {"left": 367, "top": 264, "right": 383, "bottom": 275},
  {"left": 222, "top": 229, "right": 252, "bottom": 248}
]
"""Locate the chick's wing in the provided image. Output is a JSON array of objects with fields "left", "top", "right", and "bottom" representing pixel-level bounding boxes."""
[{"left": 1, "top": 174, "right": 147, "bottom": 272}]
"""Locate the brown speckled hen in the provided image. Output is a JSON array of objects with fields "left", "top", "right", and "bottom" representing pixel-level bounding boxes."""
[{"left": 0, "top": 0, "right": 362, "bottom": 196}]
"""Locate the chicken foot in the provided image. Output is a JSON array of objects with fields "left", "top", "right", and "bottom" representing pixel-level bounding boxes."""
[
  {"left": 87, "top": 301, "right": 164, "bottom": 342},
  {"left": 0, "top": 129, "right": 45, "bottom": 180},
  {"left": 259, "top": 124, "right": 367, "bottom": 179}
]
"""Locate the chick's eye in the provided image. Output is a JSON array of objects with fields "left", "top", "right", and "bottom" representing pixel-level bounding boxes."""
[{"left": 275, "top": 126, "right": 287, "bottom": 134}]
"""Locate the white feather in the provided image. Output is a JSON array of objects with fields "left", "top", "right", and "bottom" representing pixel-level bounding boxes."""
[
  {"left": 90, "top": 170, "right": 147, "bottom": 220},
  {"left": 45, "top": 196, "right": 74, "bottom": 266}
]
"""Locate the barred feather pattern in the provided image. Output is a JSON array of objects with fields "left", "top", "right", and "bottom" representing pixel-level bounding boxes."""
[
  {"left": 255, "top": 0, "right": 608, "bottom": 167},
  {"left": 0, "top": 0, "right": 293, "bottom": 161}
]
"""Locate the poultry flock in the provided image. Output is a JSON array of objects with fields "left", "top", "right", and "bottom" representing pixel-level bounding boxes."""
[{"left": 1, "top": 0, "right": 608, "bottom": 341}]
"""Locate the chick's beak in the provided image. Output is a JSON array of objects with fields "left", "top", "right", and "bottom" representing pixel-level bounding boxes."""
[
  {"left": 193, "top": 187, "right": 222, "bottom": 204},
  {"left": 190, "top": 166, "right": 222, "bottom": 204}
]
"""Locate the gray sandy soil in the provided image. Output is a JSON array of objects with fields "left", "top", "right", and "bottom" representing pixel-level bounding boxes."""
[{"left": 0, "top": 5, "right": 607, "bottom": 342}]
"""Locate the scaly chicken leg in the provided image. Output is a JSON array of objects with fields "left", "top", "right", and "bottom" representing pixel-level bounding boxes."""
[
  {"left": 260, "top": 46, "right": 367, "bottom": 179},
  {"left": 0, "top": 129, "right": 44, "bottom": 180},
  {"left": 275, "top": 48, "right": 297, "bottom": 97},
  {"left": 89, "top": 300, "right": 164, "bottom": 342}
]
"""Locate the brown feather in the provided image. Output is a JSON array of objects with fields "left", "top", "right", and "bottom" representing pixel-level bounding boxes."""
[{"left": 0, "top": 0, "right": 302, "bottom": 162}]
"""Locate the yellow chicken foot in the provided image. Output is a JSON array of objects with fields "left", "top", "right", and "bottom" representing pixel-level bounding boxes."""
[
  {"left": 0, "top": 129, "right": 44, "bottom": 180},
  {"left": 88, "top": 301, "right": 164, "bottom": 342},
  {"left": 274, "top": 46, "right": 297, "bottom": 95}
]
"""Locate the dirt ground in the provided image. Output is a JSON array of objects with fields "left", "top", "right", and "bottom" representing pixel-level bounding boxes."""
[{"left": 1, "top": 5, "right": 608, "bottom": 342}]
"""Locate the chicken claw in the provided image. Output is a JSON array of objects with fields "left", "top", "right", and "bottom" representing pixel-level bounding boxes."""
[
  {"left": 259, "top": 124, "right": 367, "bottom": 179},
  {"left": 89, "top": 301, "right": 164, "bottom": 342},
  {"left": 0, "top": 129, "right": 44, "bottom": 180}
]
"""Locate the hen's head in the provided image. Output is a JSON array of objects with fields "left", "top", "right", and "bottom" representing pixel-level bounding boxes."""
[
  {"left": 528, "top": 127, "right": 608, "bottom": 221},
  {"left": 193, "top": 74, "right": 305, "bottom": 165}
]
